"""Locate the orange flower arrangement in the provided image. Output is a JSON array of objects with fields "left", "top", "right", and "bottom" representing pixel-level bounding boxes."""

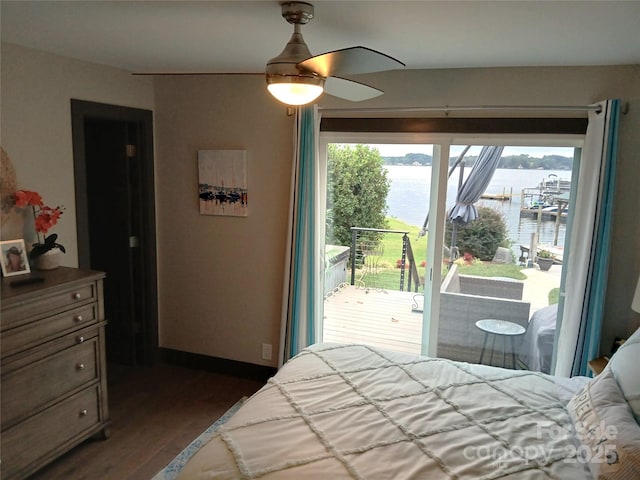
[{"left": 14, "top": 190, "right": 66, "bottom": 258}]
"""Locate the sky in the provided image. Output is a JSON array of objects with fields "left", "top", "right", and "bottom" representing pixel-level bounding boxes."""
[{"left": 368, "top": 144, "right": 575, "bottom": 158}]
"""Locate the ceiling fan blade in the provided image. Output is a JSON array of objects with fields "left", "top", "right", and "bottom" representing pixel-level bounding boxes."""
[
  {"left": 298, "top": 46, "right": 405, "bottom": 78},
  {"left": 324, "top": 76, "right": 383, "bottom": 102}
]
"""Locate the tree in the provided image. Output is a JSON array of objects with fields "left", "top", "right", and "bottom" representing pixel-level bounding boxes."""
[
  {"left": 326, "top": 144, "right": 390, "bottom": 246},
  {"left": 445, "top": 206, "right": 509, "bottom": 261}
]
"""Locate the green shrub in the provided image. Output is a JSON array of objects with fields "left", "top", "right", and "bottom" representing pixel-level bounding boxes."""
[
  {"left": 445, "top": 206, "right": 509, "bottom": 261},
  {"left": 326, "top": 144, "right": 390, "bottom": 247}
]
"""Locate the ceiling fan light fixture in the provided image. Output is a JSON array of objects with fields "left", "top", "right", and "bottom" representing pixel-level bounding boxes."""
[
  {"left": 266, "top": 74, "right": 324, "bottom": 106},
  {"left": 264, "top": 1, "right": 403, "bottom": 104}
]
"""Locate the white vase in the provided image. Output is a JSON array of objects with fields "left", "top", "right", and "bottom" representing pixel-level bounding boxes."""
[{"left": 35, "top": 247, "right": 62, "bottom": 270}]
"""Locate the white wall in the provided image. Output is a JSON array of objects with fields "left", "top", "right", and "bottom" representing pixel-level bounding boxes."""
[
  {"left": 0, "top": 43, "right": 155, "bottom": 264},
  {"left": 321, "top": 66, "right": 638, "bottom": 113},
  {"left": 153, "top": 76, "right": 293, "bottom": 367}
]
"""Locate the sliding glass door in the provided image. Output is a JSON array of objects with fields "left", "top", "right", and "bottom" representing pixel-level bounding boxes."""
[{"left": 320, "top": 132, "right": 583, "bottom": 373}]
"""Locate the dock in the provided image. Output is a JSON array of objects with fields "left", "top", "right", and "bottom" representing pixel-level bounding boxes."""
[
  {"left": 481, "top": 187, "right": 514, "bottom": 201},
  {"left": 481, "top": 192, "right": 514, "bottom": 201},
  {"left": 519, "top": 208, "right": 568, "bottom": 222}
]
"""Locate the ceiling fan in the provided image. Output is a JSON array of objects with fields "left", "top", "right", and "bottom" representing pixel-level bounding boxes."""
[{"left": 265, "top": 1, "right": 405, "bottom": 105}]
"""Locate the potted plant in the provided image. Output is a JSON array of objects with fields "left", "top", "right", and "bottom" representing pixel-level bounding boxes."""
[
  {"left": 14, "top": 190, "right": 65, "bottom": 269},
  {"left": 536, "top": 249, "right": 555, "bottom": 271}
]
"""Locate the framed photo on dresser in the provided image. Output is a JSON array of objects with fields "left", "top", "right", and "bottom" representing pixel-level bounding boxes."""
[{"left": 0, "top": 239, "right": 31, "bottom": 277}]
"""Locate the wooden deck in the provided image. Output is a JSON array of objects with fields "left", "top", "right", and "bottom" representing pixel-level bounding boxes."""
[
  {"left": 323, "top": 285, "right": 423, "bottom": 355},
  {"left": 322, "top": 266, "right": 561, "bottom": 359}
]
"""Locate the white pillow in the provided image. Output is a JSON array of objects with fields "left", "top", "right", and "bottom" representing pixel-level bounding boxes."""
[
  {"left": 607, "top": 326, "right": 640, "bottom": 421},
  {"left": 567, "top": 369, "right": 640, "bottom": 479}
]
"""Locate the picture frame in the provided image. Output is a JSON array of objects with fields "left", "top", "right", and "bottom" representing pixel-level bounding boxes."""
[
  {"left": 198, "top": 149, "right": 248, "bottom": 217},
  {"left": 1, "top": 239, "right": 31, "bottom": 277}
]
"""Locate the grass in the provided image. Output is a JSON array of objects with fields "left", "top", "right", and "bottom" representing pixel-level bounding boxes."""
[
  {"left": 353, "top": 267, "right": 421, "bottom": 292},
  {"left": 350, "top": 217, "right": 527, "bottom": 291},
  {"left": 377, "top": 217, "right": 428, "bottom": 267},
  {"left": 452, "top": 262, "right": 527, "bottom": 280}
]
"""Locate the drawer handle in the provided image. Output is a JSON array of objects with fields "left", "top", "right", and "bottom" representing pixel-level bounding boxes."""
[
  {"left": 76, "top": 363, "right": 85, "bottom": 371},
  {"left": 73, "top": 292, "right": 82, "bottom": 300},
  {"left": 76, "top": 336, "right": 85, "bottom": 344},
  {"left": 79, "top": 409, "right": 88, "bottom": 417},
  {"left": 74, "top": 315, "right": 84, "bottom": 322}
]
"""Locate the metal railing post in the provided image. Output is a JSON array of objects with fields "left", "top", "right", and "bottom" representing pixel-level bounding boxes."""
[
  {"left": 350, "top": 228, "right": 357, "bottom": 285},
  {"left": 400, "top": 234, "right": 408, "bottom": 291}
]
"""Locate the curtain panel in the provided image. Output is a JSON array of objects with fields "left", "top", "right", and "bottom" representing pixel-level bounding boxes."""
[
  {"left": 279, "top": 105, "right": 324, "bottom": 366},
  {"left": 554, "top": 99, "right": 621, "bottom": 377}
]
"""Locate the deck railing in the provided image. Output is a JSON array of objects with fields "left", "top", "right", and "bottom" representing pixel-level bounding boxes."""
[{"left": 349, "top": 227, "right": 422, "bottom": 292}]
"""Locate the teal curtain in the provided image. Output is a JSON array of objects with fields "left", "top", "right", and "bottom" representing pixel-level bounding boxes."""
[
  {"left": 572, "top": 99, "right": 621, "bottom": 376},
  {"left": 280, "top": 105, "right": 319, "bottom": 364}
]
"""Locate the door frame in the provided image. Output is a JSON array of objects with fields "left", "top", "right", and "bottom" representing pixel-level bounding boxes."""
[{"left": 70, "top": 99, "right": 159, "bottom": 365}]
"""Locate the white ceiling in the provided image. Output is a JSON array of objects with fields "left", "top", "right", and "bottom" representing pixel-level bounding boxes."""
[{"left": 2, "top": 1, "right": 639, "bottom": 74}]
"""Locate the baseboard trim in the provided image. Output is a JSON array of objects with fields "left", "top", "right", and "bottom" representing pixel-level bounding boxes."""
[{"left": 159, "top": 348, "right": 276, "bottom": 382}]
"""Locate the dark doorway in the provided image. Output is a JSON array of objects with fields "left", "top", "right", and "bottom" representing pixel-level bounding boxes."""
[{"left": 71, "top": 100, "right": 158, "bottom": 366}]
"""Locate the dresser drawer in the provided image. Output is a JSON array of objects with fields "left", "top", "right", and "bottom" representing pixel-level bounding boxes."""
[
  {"left": 1, "top": 303, "right": 99, "bottom": 357},
  {"left": 1, "top": 282, "right": 98, "bottom": 331},
  {"left": 1, "top": 336, "right": 99, "bottom": 429},
  {"left": 1, "top": 386, "right": 101, "bottom": 480}
]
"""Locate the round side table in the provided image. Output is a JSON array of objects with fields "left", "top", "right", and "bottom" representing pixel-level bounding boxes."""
[{"left": 475, "top": 319, "right": 526, "bottom": 369}]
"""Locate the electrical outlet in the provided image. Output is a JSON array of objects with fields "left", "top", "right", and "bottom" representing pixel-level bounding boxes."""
[{"left": 261, "top": 343, "right": 272, "bottom": 361}]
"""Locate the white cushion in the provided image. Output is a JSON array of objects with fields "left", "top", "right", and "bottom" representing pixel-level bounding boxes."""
[{"left": 607, "top": 326, "right": 640, "bottom": 421}]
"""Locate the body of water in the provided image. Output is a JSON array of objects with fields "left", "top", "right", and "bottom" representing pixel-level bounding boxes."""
[{"left": 384, "top": 165, "right": 571, "bottom": 256}]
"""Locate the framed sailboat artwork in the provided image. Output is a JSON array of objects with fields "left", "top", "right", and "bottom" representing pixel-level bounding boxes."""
[{"left": 197, "top": 150, "right": 248, "bottom": 217}]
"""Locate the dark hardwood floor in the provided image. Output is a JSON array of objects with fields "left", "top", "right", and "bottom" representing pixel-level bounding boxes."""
[{"left": 28, "top": 363, "right": 265, "bottom": 480}]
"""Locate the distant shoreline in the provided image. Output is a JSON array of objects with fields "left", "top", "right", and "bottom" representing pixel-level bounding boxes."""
[
  {"left": 383, "top": 164, "right": 571, "bottom": 171},
  {"left": 382, "top": 153, "right": 572, "bottom": 170}
]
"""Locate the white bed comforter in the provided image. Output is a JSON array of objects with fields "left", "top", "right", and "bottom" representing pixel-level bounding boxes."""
[{"left": 178, "top": 343, "right": 593, "bottom": 479}]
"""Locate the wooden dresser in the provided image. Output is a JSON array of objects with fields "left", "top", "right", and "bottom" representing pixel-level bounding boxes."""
[{"left": 1, "top": 267, "right": 110, "bottom": 480}]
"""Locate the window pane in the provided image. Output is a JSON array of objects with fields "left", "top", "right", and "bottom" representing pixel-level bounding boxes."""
[
  {"left": 323, "top": 143, "right": 430, "bottom": 354},
  {"left": 434, "top": 145, "right": 574, "bottom": 371}
]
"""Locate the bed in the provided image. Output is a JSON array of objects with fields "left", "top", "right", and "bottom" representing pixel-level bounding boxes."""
[{"left": 174, "top": 329, "right": 640, "bottom": 479}]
